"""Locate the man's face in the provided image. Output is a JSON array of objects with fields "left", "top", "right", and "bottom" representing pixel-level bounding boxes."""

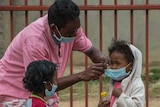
[{"left": 53, "top": 17, "right": 80, "bottom": 38}]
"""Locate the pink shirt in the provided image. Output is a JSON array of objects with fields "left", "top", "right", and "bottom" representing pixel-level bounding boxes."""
[
  {"left": 110, "top": 82, "right": 122, "bottom": 107},
  {"left": 0, "top": 14, "right": 92, "bottom": 100}
]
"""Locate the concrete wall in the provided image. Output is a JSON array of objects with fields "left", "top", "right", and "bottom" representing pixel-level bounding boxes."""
[
  {"left": 0, "top": 0, "right": 10, "bottom": 57},
  {"left": 0, "top": 0, "right": 159, "bottom": 67}
]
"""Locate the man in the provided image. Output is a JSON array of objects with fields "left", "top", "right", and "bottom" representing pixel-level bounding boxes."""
[{"left": 0, "top": 0, "right": 108, "bottom": 106}]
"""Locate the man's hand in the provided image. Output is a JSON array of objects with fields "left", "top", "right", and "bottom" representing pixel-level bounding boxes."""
[{"left": 79, "top": 62, "right": 105, "bottom": 81}]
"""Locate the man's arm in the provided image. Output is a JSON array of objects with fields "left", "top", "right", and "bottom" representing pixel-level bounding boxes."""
[
  {"left": 86, "top": 46, "right": 109, "bottom": 64},
  {"left": 56, "top": 47, "right": 109, "bottom": 91},
  {"left": 56, "top": 63, "right": 105, "bottom": 91}
]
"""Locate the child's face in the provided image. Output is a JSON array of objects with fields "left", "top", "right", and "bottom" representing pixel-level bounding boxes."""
[
  {"left": 46, "top": 70, "right": 57, "bottom": 91},
  {"left": 109, "top": 51, "right": 132, "bottom": 73}
]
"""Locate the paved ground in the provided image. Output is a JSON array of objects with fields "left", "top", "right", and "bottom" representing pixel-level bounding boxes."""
[{"left": 59, "top": 98, "right": 160, "bottom": 107}]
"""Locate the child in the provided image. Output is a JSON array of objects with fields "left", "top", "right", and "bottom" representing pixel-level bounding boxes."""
[
  {"left": 98, "top": 40, "right": 145, "bottom": 107},
  {"left": 23, "top": 60, "right": 57, "bottom": 107}
]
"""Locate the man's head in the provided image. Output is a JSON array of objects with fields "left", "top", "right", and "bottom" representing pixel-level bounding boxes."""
[{"left": 48, "top": 0, "right": 80, "bottom": 38}]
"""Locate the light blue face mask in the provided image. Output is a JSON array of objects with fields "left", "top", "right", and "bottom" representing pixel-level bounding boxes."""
[
  {"left": 52, "top": 25, "right": 75, "bottom": 43},
  {"left": 104, "top": 63, "right": 131, "bottom": 81},
  {"left": 53, "top": 33, "right": 75, "bottom": 43},
  {"left": 44, "top": 82, "right": 57, "bottom": 97}
]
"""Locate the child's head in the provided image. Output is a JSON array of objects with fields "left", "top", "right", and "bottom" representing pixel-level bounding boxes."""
[
  {"left": 108, "top": 39, "right": 134, "bottom": 71},
  {"left": 23, "top": 60, "right": 57, "bottom": 97},
  {"left": 105, "top": 39, "right": 134, "bottom": 81}
]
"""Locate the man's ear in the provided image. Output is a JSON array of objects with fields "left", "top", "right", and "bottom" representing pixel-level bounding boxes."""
[
  {"left": 49, "top": 23, "right": 56, "bottom": 31},
  {"left": 50, "top": 24, "right": 61, "bottom": 38}
]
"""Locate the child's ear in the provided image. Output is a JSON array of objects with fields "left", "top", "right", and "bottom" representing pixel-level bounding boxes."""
[
  {"left": 44, "top": 82, "right": 52, "bottom": 91},
  {"left": 44, "top": 83, "right": 48, "bottom": 88},
  {"left": 129, "top": 63, "right": 133, "bottom": 70},
  {"left": 44, "top": 83, "right": 47, "bottom": 88}
]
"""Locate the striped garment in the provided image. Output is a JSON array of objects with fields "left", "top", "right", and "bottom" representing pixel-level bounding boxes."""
[{"left": 1, "top": 99, "right": 27, "bottom": 107}]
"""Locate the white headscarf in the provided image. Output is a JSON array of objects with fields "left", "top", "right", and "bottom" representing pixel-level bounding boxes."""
[{"left": 122, "top": 44, "right": 143, "bottom": 90}]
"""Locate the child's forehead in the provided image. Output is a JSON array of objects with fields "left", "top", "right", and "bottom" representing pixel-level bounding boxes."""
[
  {"left": 110, "top": 51, "right": 128, "bottom": 61},
  {"left": 110, "top": 51, "right": 125, "bottom": 57}
]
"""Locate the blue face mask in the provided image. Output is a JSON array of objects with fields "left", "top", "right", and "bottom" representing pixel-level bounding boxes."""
[
  {"left": 52, "top": 25, "right": 75, "bottom": 43},
  {"left": 104, "top": 63, "right": 131, "bottom": 81},
  {"left": 45, "top": 82, "right": 57, "bottom": 97},
  {"left": 53, "top": 33, "right": 75, "bottom": 43}
]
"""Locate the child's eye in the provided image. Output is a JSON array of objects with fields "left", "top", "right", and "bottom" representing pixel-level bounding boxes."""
[
  {"left": 116, "top": 63, "right": 121, "bottom": 66},
  {"left": 109, "top": 61, "right": 113, "bottom": 64},
  {"left": 115, "top": 62, "right": 121, "bottom": 65}
]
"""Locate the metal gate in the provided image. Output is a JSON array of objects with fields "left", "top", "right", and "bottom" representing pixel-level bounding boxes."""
[{"left": 1, "top": 0, "right": 160, "bottom": 107}]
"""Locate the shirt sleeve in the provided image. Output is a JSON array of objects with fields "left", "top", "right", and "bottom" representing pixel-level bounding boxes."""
[{"left": 72, "top": 27, "right": 92, "bottom": 53}]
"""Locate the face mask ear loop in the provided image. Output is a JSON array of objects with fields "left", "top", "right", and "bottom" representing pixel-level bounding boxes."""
[
  {"left": 126, "top": 62, "right": 131, "bottom": 68},
  {"left": 54, "top": 25, "right": 62, "bottom": 57},
  {"left": 126, "top": 63, "right": 132, "bottom": 76},
  {"left": 49, "top": 82, "right": 53, "bottom": 86},
  {"left": 55, "top": 25, "right": 62, "bottom": 38}
]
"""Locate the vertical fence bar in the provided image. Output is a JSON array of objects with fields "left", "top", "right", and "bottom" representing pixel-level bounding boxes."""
[
  {"left": 69, "top": 1, "right": 73, "bottom": 104},
  {"left": 130, "top": 0, "right": 134, "bottom": 44},
  {"left": 84, "top": 0, "right": 88, "bottom": 107},
  {"left": 69, "top": 53, "right": 73, "bottom": 107},
  {"left": 99, "top": 0, "right": 103, "bottom": 96},
  {"left": 69, "top": 0, "right": 73, "bottom": 104},
  {"left": 10, "top": 0, "right": 14, "bottom": 40},
  {"left": 25, "top": 0, "right": 28, "bottom": 26},
  {"left": 114, "top": 0, "right": 118, "bottom": 39},
  {"left": 40, "top": 0, "right": 43, "bottom": 16},
  {"left": 145, "top": 0, "right": 149, "bottom": 107}
]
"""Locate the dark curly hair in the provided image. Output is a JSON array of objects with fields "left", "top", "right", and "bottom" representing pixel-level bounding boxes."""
[
  {"left": 48, "top": 0, "right": 80, "bottom": 30},
  {"left": 108, "top": 39, "right": 134, "bottom": 63},
  {"left": 23, "top": 60, "right": 57, "bottom": 93}
]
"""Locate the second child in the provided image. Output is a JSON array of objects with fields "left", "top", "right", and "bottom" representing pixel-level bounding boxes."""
[{"left": 23, "top": 60, "right": 57, "bottom": 107}]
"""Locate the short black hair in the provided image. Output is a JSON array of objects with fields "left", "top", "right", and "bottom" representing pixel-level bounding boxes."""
[
  {"left": 108, "top": 39, "right": 134, "bottom": 63},
  {"left": 23, "top": 60, "right": 57, "bottom": 93},
  {"left": 48, "top": 0, "right": 80, "bottom": 29}
]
